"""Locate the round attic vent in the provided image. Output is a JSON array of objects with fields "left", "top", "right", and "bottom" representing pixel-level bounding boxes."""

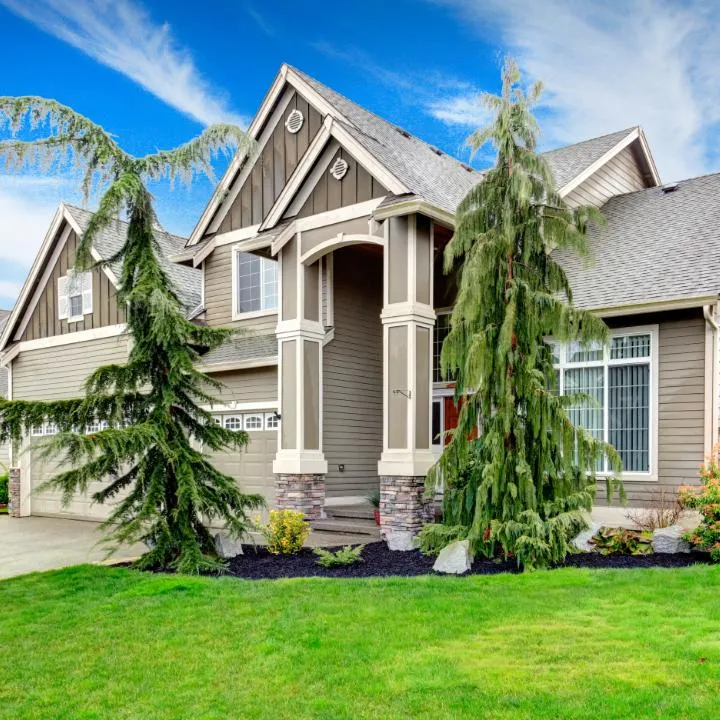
[
  {"left": 329, "top": 157, "right": 348, "bottom": 181},
  {"left": 285, "top": 109, "right": 304, "bottom": 134}
]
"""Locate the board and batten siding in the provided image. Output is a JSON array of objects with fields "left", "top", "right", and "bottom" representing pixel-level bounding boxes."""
[
  {"left": 202, "top": 244, "right": 277, "bottom": 334},
  {"left": 323, "top": 246, "right": 383, "bottom": 497},
  {"left": 212, "top": 88, "right": 324, "bottom": 235},
  {"left": 21, "top": 227, "right": 124, "bottom": 342},
  {"left": 597, "top": 313, "right": 707, "bottom": 506},
  {"left": 12, "top": 334, "right": 130, "bottom": 402},
  {"left": 564, "top": 145, "right": 648, "bottom": 209}
]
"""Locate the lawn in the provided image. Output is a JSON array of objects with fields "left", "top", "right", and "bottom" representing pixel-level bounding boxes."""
[{"left": 1, "top": 565, "right": 719, "bottom": 719}]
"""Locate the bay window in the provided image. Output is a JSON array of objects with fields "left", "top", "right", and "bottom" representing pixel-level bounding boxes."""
[
  {"left": 553, "top": 327, "right": 657, "bottom": 477},
  {"left": 232, "top": 250, "right": 278, "bottom": 318}
]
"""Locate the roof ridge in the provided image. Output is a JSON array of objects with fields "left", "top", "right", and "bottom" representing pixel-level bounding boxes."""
[{"left": 541, "top": 127, "right": 638, "bottom": 156}]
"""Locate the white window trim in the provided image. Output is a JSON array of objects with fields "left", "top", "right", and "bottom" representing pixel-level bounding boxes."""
[
  {"left": 231, "top": 246, "right": 279, "bottom": 321},
  {"left": 243, "top": 413, "right": 264, "bottom": 431},
  {"left": 553, "top": 324, "right": 659, "bottom": 482}
]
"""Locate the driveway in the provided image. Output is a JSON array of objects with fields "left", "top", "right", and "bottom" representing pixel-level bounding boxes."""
[{"left": 0, "top": 516, "right": 145, "bottom": 580}]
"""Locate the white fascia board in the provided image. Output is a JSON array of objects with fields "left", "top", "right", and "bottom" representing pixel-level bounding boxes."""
[
  {"left": 558, "top": 128, "right": 640, "bottom": 197},
  {"left": 372, "top": 198, "right": 456, "bottom": 228},
  {"left": 63, "top": 209, "right": 120, "bottom": 287},
  {"left": 636, "top": 127, "right": 662, "bottom": 186},
  {"left": 592, "top": 294, "right": 718, "bottom": 318},
  {"left": 191, "top": 224, "right": 263, "bottom": 267},
  {"left": 198, "top": 357, "right": 278, "bottom": 373}
]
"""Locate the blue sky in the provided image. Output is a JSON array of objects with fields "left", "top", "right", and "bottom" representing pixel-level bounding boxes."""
[{"left": 1, "top": 0, "right": 720, "bottom": 310}]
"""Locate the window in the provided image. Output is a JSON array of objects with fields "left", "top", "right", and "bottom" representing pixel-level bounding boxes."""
[
  {"left": 553, "top": 328, "right": 656, "bottom": 476},
  {"left": 223, "top": 416, "right": 243, "bottom": 431},
  {"left": 234, "top": 251, "right": 277, "bottom": 316},
  {"left": 244, "top": 414, "right": 263, "bottom": 431},
  {"left": 265, "top": 412, "right": 280, "bottom": 430},
  {"left": 433, "top": 312, "right": 452, "bottom": 383},
  {"left": 58, "top": 270, "right": 92, "bottom": 321}
]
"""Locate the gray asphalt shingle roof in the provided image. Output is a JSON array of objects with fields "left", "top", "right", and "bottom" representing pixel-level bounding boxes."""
[
  {"left": 64, "top": 205, "right": 201, "bottom": 311},
  {"left": 556, "top": 173, "right": 720, "bottom": 310},
  {"left": 199, "top": 334, "right": 277, "bottom": 368}
]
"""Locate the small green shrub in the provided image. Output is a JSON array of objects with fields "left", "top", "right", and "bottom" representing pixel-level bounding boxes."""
[
  {"left": 590, "top": 527, "right": 652, "bottom": 555},
  {"left": 0, "top": 472, "right": 8, "bottom": 506},
  {"left": 416, "top": 523, "right": 468, "bottom": 556},
  {"left": 313, "top": 544, "right": 365, "bottom": 568},
  {"left": 257, "top": 510, "right": 310, "bottom": 555},
  {"left": 365, "top": 490, "right": 380, "bottom": 509},
  {"left": 680, "top": 445, "right": 720, "bottom": 560}
]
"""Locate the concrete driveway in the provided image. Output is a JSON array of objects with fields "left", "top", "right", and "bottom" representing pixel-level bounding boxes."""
[{"left": 0, "top": 516, "right": 145, "bottom": 580}]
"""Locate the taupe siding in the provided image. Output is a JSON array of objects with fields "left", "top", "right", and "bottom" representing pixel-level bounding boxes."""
[
  {"left": 295, "top": 147, "right": 387, "bottom": 219},
  {"left": 597, "top": 312, "right": 706, "bottom": 506},
  {"left": 12, "top": 335, "right": 130, "bottom": 401},
  {"left": 323, "top": 246, "right": 383, "bottom": 497},
  {"left": 21, "top": 226, "right": 124, "bottom": 341},
  {"left": 208, "top": 367, "right": 278, "bottom": 405},
  {"left": 564, "top": 145, "right": 648, "bottom": 208},
  {"left": 0, "top": 440, "right": 9, "bottom": 470},
  {"left": 203, "top": 244, "right": 277, "bottom": 332},
  {"left": 214, "top": 90, "right": 324, "bottom": 234}
]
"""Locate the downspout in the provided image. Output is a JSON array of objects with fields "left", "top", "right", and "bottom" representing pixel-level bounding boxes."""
[{"left": 703, "top": 304, "right": 719, "bottom": 456}]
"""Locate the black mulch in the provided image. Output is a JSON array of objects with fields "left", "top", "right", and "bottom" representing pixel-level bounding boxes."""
[{"left": 224, "top": 541, "right": 710, "bottom": 580}]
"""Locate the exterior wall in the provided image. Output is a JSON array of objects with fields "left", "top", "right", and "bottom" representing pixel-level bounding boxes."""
[
  {"left": 597, "top": 311, "right": 706, "bottom": 506},
  {"left": 323, "top": 246, "right": 383, "bottom": 497},
  {"left": 564, "top": 145, "right": 648, "bottom": 208},
  {"left": 12, "top": 334, "right": 130, "bottom": 401},
  {"left": 295, "top": 147, "right": 387, "bottom": 219},
  {"left": 202, "top": 244, "right": 277, "bottom": 333},
  {"left": 208, "top": 366, "right": 278, "bottom": 405},
  {"left": 214, "top": 89, "right": 324, "bottom": 234},
  {"left": 0, "top": 438, "right": 9, "bottom": 471},
  {"left": 21, "top": 226, "right": 124, "bottom": 342}
]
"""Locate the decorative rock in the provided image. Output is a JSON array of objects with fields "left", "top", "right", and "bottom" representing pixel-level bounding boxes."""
[
  {"left": 385, "top": 530, "right": 417, "bottom": 552},
  {"left": 433, "top": 540, "right": 473, "bottom": 575},
  {"left": 652, "top": 525, "right": 691, "bottom": 554},
  {"left": 570, "top": 523, "right": 601, "bottom": 552},
  {"left": 214, "top": 533, "right": 244, "bottom": 559}
]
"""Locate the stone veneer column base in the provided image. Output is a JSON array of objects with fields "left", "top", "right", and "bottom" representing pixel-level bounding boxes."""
[
  {"left": 275, "top": 474, "right": 326, "bottom": 520},
  {"left": 379, "top": 475, "right": 434, "bottom": 550},
  {"left": 8, "top": 468, "right": 21, "bottom": 518}
]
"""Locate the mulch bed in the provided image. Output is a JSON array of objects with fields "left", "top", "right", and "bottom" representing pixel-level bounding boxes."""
[{"left": 225, "top": 541, "right": 710, "bottom": 580}]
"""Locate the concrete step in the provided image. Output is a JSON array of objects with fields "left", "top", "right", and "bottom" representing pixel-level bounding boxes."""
[
  {"left": 325, "top": 504, "right": 375, "bottom": 521},
  {"left": 311, "top": 518, "right": 380, "bottom": 539}
]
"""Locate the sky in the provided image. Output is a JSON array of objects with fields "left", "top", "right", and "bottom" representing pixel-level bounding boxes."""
[{"left": 1, "top": 0, "right": 720, "bottom": 310}]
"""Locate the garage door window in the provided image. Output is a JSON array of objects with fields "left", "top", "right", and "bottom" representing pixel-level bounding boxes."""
[
  {"left": 224, "top": 416, "right": 243, "bottom": 431},
  {"left": 244, "top": 414, "right": 263, "bottom": 431},
  {"left": 265, "top": 412, "right": 280, "bottom": 430}
]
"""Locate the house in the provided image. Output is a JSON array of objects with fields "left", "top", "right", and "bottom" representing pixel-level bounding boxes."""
[
  {"left": 0, "top": 308, "right": 9, "bottom": 470},
  {"left": 2, "top": 64, "right": 717, "bottom": 540}
]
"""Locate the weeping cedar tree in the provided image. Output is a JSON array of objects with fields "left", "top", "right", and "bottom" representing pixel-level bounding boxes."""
[
  {"left": 426, "top": 59, "right": 622, "bottom": 569},
  {"left": 0, "top": 98, "right": 266, "bottom": 573}
]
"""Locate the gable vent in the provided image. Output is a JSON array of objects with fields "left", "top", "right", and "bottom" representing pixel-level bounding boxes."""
[
  {"left": 285, "top": 109, "right": 304, "bottom": 134},
  {"left": 329, "top": 157, "right": 349, "bottom": 181}
]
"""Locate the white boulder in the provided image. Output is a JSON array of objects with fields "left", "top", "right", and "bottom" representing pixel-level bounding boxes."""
[
  {"left": 214, "top": 533, "right": 244, "bottom": 559},
  {"left": 652, "top": 525, "right": 691, "bottom": 554},
  {"left": 571, "top": 523, "right": 601, "bottom": 552},
  {"left": 385, "top": 531, "right": 417, "bottom": 552},
  {"left": 433, "top": 539, "right": 473, "bottom": 575}
]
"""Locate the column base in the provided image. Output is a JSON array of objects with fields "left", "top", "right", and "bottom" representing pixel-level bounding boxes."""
[
  {"left": 275, "top": 474, "right": 326, "bottom": 521},
  {"left": 8, "top": 468, "right": 22, "bottom": 518},
  {"left": 379, "top": 475, "right": 434, "bottom": 550}
]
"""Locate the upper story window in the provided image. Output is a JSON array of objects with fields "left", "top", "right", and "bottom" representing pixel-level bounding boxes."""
[
  {"left": 433, "top": 312, "right": 452, "bottom": 383},
  {"left": 58, "top": 270, "right": 92, "bottom": 322},
  {"left": 233, "top": 250, "right": 278, "bottom": 318}
]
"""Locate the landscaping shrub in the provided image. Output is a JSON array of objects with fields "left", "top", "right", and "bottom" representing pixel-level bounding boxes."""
[
  {"left": 590, "top": 527, "right": 652, "bottom": 555},
  {"left": 0, "top": 471, "right": 8, "bottom": 506},
  {"left": 417, "top": 523, "right": 468, "bottom": 556},
  {"left": 625, "top": 489, "right": 682, "bottom": 531},
  {"left": 680, "top": 446, "right": 720, "bottom": 560},
  {"left": 313, "top": 544, "right": 365, "bottom": 568},
  {"left": 258, "top": 510, "right": 310, "bottom": 555}
]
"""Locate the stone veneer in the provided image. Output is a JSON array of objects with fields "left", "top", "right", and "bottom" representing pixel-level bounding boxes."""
[
  {"left": 8, "top": 467, "right": 21, "bottom": 518},
  {"left": 379, "top": 475, "right": 434, "bottom": 536},
  {"left": 275, "top": 474, "right": 326, "bottom": 520}
]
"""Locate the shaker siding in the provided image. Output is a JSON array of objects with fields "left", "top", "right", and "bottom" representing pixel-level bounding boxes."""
[
  {"left": 21, "top": 227, "right": 124, "bottom": 342},
  {"left": 323, "top": 246, "right": 383, "bottom": 497},
  {"left": 564, "top": 145, "right": 648, "bottom": 208}
]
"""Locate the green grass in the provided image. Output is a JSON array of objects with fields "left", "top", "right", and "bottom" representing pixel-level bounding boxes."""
[{"left": 2, "top": 565, "right": 720, "bottom": 719}]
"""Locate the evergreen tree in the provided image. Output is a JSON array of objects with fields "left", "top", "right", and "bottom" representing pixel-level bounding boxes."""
[
  {"left": 430, "top": 59, "right": 621, "bottom": 569},
  {"left": 0, "top": 97, "right": 265, "bottom": 573}
]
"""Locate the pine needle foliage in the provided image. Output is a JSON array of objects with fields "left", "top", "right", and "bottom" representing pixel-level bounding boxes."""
[
  {"left": 0, "top": 97, "right": 265, "bottom": 573},
  {"left": 429, "top": 59, "right": 622, "bottom": 569}
]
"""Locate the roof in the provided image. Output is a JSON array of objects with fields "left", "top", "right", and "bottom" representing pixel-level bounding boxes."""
[
  {"left": 541, "top": 128, "right": 638, "bottom": 191},
  {"left": 0, "top": 310, "right": 9, "bottom": 397},
  {"left": 199, "top": 334, "right": 277, "bottom": 369},
  {"left": 63, "top": 205, "right": 201, "bottom": 311},
  {"left": 556, "top": 173, "right": 720, "bottom": 310}
]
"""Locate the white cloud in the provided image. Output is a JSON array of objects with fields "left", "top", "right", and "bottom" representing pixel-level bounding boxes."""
[
  {"left": 425, "top": 93, "right": 491, "bottom": 128},
  {"left": 0, "top": 0, "right": 247, "bottom": 127},
  {"left": 432, "top": 0, "right": 720, "bottom": 181}
]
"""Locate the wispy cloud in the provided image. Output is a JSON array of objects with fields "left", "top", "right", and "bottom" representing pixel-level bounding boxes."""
[
  {"left": 432, "top": 0, "right": 720, "bottom": 181},
  {"left": 0, "top": 0, "right": 247, "bottom": 127},
  {"left": 246, "top": 5, "right": 275, "bottom": 37}
]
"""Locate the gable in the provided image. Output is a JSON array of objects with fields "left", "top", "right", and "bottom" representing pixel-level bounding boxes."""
[
  {"left": 14, "top": 221, "right": 124, "bottom": 343},
  {"left": 564, "top": 143, "right": 653, "bottom": 209},
  {"left": 288, "top": 144, "right": 387, "bottom": 220},
  {"left": 208, "top": 87, "right": 324, "bottom": 237}
]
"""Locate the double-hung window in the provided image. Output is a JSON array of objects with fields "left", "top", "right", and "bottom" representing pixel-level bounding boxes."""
[
  {"left": 233, "top": 250, "right": 278, "bottom": 318},
  {"left": 553, "top": 327, "right": 657, "bottom": 477}
]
